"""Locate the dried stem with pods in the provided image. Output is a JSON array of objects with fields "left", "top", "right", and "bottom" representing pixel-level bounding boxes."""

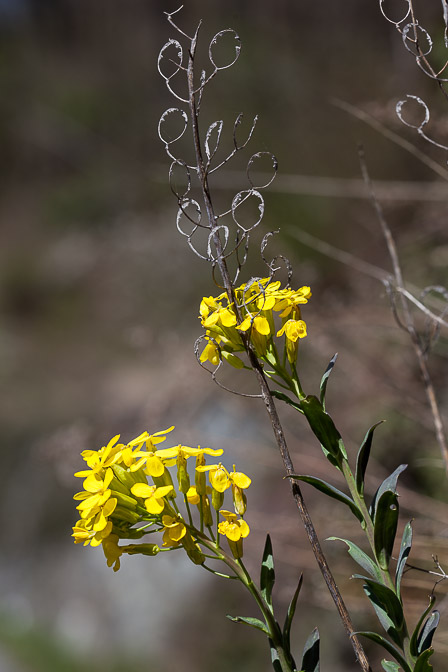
[
  {"left": 72, "top": 4, "right": 446, "bottom": 672},
  {"left": 158, "top": 7, "right": 371, "bottom": 672}
]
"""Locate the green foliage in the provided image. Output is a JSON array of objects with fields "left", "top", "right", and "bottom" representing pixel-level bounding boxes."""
[
  {"left": 355, "top": 421, "right": 384, "bottom": 497},
  {"left": 395, "top": 522, "right": 413, "bottom": 599},
  {"left": 260, "top": 534, "right": 276, "bottom": 610},
  {"left": 300, "top": 627, "right": 320, "bottom": 672},
  {"left": 327, "top": 537, "right": 383, "bottom": 582},
  {"left": 291, "top": 474, "right": 364, "bottom": 523},
  {"left": 373, "top": 490, "right": 399, "bottom": 570}
]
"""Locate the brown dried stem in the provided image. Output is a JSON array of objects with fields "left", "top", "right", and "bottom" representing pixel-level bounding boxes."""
[
  {"left": 359, "top": 145, "right": 448, "bottom": 475},
  {"left": 181, "top": 17, "right": 372, "bottom": 672}
]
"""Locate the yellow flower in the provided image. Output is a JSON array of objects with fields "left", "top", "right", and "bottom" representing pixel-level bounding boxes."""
[
  {"left": 276, "top": 319, "right": 307, "bottom": 342},
  {"left": 161, "top": 514, "right": 187, "bottom": 547},
  {"left": 218, "top": 510, "right": 250, "bottom": 542},
  {"left": 130, "top": 483, "right": 173, "bottom": 514},
  {"left": 102, "top": 534, "right": 123, "bottom": 572},
  {"left": 196, "top": 463, "right": 251, "bottom": 493},
  {"left": 72, "top": 519, "right": 113, "bottom": 547},
  {"left": 199, "top": 338, "right": 221, "bottom": 366}
]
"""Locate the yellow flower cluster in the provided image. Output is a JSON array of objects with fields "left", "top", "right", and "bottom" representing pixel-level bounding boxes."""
[
  {"left": 72, "top": 427, "right": 252, "bottom": 569},
  {"left": 199, "top": 277, "right": 311, "bottom": 368}
]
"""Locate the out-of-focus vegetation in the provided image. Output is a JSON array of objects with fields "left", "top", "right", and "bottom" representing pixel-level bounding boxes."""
[{"left": 1, "top": 1, "right": 447, "bottom": 670}]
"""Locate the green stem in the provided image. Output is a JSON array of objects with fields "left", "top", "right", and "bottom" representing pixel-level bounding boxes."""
[
  {"left": 341, "top": 458, "right": 414, "bottom": 667},
  {"left": 196, "top": 533, "right": 293, "bottom": 671}
]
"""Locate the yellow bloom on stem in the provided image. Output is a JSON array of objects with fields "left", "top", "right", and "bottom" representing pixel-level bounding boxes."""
[
  {"left": 276, "top": 318, "right": 307, "bottom": 364},
  {"left": 218, "top": 510, "right": 250, "bottom": 541},
  {"left": 74, "top": 467, "right": 115, "bottom": 517},
  {"left": 218, "top": 510, "right": 250, "bottom": 559},
  {"left": 130, "top": 483, "right": 173, "bottom": 514},
  {"left": 161, "top": 514, "right": 187, "bottom": 547},
  {"left": 72, "top": 519, "right": 113, "bottom": 547},
  {"left": 196, "top": 463, "right": 251, "bottom": 493},
  {"left": 102, "top": 534, "right": 123, "bottom": 572},
  {"left": 76, "top": 435, "right": 124, "bottom": 477},
  {"left": 199, "top": 338, "right": 220, "bottom": 366}
]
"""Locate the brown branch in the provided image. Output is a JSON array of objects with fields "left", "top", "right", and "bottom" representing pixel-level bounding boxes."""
[
  {"left": 183, "top": 22, "right": 372, "bottom": 672},
  {"left": 358, "top": 145, "right": 448, "bottom": 475}
]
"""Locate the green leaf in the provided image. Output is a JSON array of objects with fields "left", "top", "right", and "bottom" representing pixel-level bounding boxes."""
[
  {"left": 417, "top": 611, "right": 440, "bottom": 654},
  {"left": 270, "top": 390, "right": 303, "bottom": 413},
  {"left": 327, "top": 537, "right": 383, "bottom": 582},
  {"left": 410, "top": 596, "right": 436, "bottom": 657},
  {"left": 374, "top": 490, "right": 399, "bottom": 570},
  {"left": 283, "top": 574, "right": 303, "bottom": 656},
  {"left": 395, "top": 521, "right": 413, "bottom": 599},
  {"left": 260, "top": 534, "right": 275, "bottom": 609},
  {"left": 319, "top": 353, "right": 338, "bottom": 407},
  {"left": 301, "top": 627, "right": 320, "bottom": 672},
  {"left": 269, "top": 638, "right": 283, "bottom": 672},
  {"left": 355, "top": 577, "right": 404, "bottom": 645},
  {"left": 370, "top": 464, "right": 407, "bottom": 522},
  {"left": 414, "top": 649, "right": 434, "bottom": 672},
  {"left": 300, "top": 395, "right": 347, "bottom": 463},
  {"left": 355, "top": 421, "right": 384, "bottom": 496},
  {"left": 226, "top": 615, "right": 269, "bottom": 635},
  {"left": 355, "top": 632, "right": 412, "bottom": 672},
  {"left": 381, "top": 661, "right": 400, "bottom": 672},
  {"left": 290, "top": 474, "right": 364, "bottom": 523}
]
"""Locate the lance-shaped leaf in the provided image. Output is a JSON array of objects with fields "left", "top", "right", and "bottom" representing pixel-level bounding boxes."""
[
  {"left": 290, "top": 475, "right": 364, "bottom": 523},
  {"left": 410, "top": 596, "right": 436, "bottom": 657},
  {"left": 417, "top": 611, "right": 440, "bottom": 655},
  {"left": 227, "top": 615, "right": 269, "bottom": 635},
  {"left": 396, "top": 521, "right": 413, "bottom": 599},
  {"left": 300, "top": 395, "right": 347, "bottom": 464},
  {"left": 414, "top": 648, "right": 434, "bottom": 672},
  {"left": 355, "top": 421, "right": 384, "bottom": 496},
  {"left": 327, "top": 537, "right": 383, "bottom": 582},
  {"left": 260, "top": 534, "right": 275, "bottom": 610},
  {"left": 269, "top": 638, "right": 283, "bottom": 672},
  {"left": 355, "top": 632, "right": 411, "bottom": 672},
  {"left": 283, "top": 574, "right": 303, "bottom": 657},
  {"left": 370, "top": 464, "right": 407, "bottom": 522},
  {"left": 301, "top": 627, "right": 320, "bottom": 672},
  {"left": 355, "top": 576, "right": 404, "bottom": 645},
  {"left": 374, "top": 490, "right": 399, "bottom": 570},
  {"left": 381, "top": 661, "right": 401, "bottom": 672},
  {"left": 319, "top": 353, "right": 338, "bottom": 407},
  {"left": 270, "top": 390, "right": 303, "bottom": 413}
]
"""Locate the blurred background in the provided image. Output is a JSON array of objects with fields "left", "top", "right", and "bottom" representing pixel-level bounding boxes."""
[{"left": 1, "top": 1, "right": 448, "bottom": 670}]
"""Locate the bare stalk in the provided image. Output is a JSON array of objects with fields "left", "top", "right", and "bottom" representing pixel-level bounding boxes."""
[
  {"left": 183, "top": 23, "right": 371, "bottom": 672},
  {"left": 359, "top": 146, "right": 448, "bottom": 474}
]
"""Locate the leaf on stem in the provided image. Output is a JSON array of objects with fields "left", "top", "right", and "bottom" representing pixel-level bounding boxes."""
[
  {"left": 269, "top": 638, "right": 284, "bottom": 672},
  {"left": 260, "top": 534, "right": 275, "bottom": 609},
  {"left": 417, "top": 611, "right": 440, "bottom": 655},
  {"left": 373, "top": 490, "right": 399, "bottom": 570},
  {"left": 355, "top": 421, "right": 384, "bottom": 496},
  {"left": 354, "top": 632, "right": 412, "bottom": 672},
  {"left": 410, "top": 596, "right": 436, "bottom": 657},
  {"left": 270, "top": 389, "right": 303, "bottom": 413},
  {"left": 414, "top": 648, "right": 434, "bottom": 672},
  {"left": 300, "top": 627, "right": 320, "bottom": 672},
  {"left": 395, "top": 521, "right": 412, "bottom": 599},
  {"left": 226, "top": 614, "right": 269, "bottom": 635},
  {"left": 370, "top": 464, "right": 407, "bottom": 522},
  {"left": 356, "top": 577, "right": 404, "bottom": 646},
  {"left": 290, "top": 475, "right": 364, "bottom": 523},
  {"left": 282, "top": 574, "right": 303, "bottom": 657},
  {"left": 327, "top": 537, "right": 383, "bottom": 582},
  {"left": 319, "top": 353, "right": 338, "bottom": 408},
  {"left": 381, "top": 661, "right": 400, "bottom": 672},
  {"left": 300, "top": 395, "right": 347, "bottom": 465}
]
